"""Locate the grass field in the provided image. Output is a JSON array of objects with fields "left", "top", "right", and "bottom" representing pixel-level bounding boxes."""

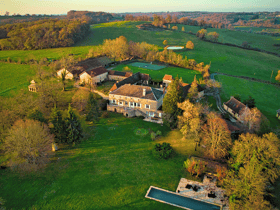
[
  {"left": 80, "top": 21, "right": 279, "bottom": 82},
  {"left": 0, "top": 62, "right": 35, "bottom": 97},
  {"left": 111, "top": 63, "right": 202, "bottom": 83},
  {"left": 234, "top": 26, "right": 280, "bottom": 33},
  {"left": 170, "top": 23, "right": 280, "bottom": 55},
  {"left": 0, "top": 46, "right": 94, "bottom": 63},
  {"left": 0, "top": 113, "right": 198, "bottom": 210},
  {"left": 216, "top": 75, "right": 280, "bottom": 127}
]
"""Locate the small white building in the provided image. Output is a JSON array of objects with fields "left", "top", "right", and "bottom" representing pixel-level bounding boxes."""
[
  {"left": 79, "top": 67, "right": 108, "bottom": 85},
  {"left": 57, "top": 68, "right": 74, "bottom": 80}
]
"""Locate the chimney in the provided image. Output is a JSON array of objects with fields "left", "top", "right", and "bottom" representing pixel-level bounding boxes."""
[{"left": 143, "top": 88, "right": 146, "bottom": 96}]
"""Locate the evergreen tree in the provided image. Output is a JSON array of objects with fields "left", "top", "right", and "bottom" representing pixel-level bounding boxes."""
[
  {"left": 66, "top": 104, "right": 83, "bottom": 144},
  {"left": 50, "top": 106, "right": 67, "bottom": 143},
  {"left": 187, "top": 75, "right": 199, "bottom": 101},
  {"left": 86, "top": 93, "right": 99, "bottom": 122},
  {"left": 162, "top": 76, "right": 184, "bottom": 128}
]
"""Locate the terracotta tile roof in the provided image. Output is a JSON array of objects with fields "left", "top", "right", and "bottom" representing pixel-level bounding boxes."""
[
  {"left": 181, "top": 83, "right": 189, "bottom": 87},
  {"left": 109, "top": 72, "right": 149, "bottom": 92},
  {"left": 85, "top": 67, "right": 108, "bottom": 77},
  {"left": 110, "top": 84, "right": 163, "bottom": 101},
  {"left": 225, "top": 120, "right": 240, "bottom": 132},
  {"left": 224, "top": 97, "right": 246, "bottom": 115},
  {"left": 163, "top": 74, "right": 173, "bottom": 81},
  {"left": 108, "top": 70, "right": 132, "bottom": 77}
]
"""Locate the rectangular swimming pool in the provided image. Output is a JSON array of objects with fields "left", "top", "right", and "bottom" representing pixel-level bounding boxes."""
[{"left": 145, "top": 186, "right": 222, "bottom": 210}]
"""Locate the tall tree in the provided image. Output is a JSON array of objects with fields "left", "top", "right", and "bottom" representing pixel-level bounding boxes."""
[
  {"left": 177, "top": 100, "right": 205, "bottom": 150},
  {"left": 240, "top": 107, "right": 262, "bottom": 133},
  {"left": 201, "top": 112, "right": 232, "bottom": 159},
  {"left": 275, "top": 70, "right": 280, "bottom": 83},
  {"left": 162, "top": 76, "right": 184, "bottom": 128},
  {"left": 86, "top": 93, "right": 99, "bottom": 122},
  {"left": 3, "top": 119, "right": 54, "bottom": 171},
  {"left": 50, "top": 106, "right": 67, "bottom": 143},
  {"left": 186, "top": 41, "right": 194, "bottom": 50},
  {"left": 187, "top": 76, "right": 199, "bottom": 101},
  {"left": 243, "top": 96, "right": 256, "bottom": 108},
  {"left": 65, "top": 104, "right": 83, "bottom": 144}
]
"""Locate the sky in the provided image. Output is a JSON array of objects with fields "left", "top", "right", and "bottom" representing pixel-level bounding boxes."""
[{"left": 0, "top": 0, "right": 279, "bottom": 15}]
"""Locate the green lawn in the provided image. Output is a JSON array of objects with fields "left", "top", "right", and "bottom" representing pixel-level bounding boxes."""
[
  {"left": 216, "top": 75, "right": 280, "bottom": 127},
  {"left": 170, "top": 23, "right": 280, "bottom": 55},
  {"left": 80, "top": 21, "right": 279, "bottom": 82},
  {"left": 0, "top": 113, "right": 191, "bottom": 209},
  {"left": 0, "top": 46, "right": 95, "bottom": 63},
  {"left": 112, "top": 64, "right": 202, "bottom": 83},
  {"left": 0, "top": 62, "right": 35, "bottom": 97}
]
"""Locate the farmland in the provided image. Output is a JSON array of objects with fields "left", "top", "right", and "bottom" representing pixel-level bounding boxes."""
[{"left": 0, "top": 62, "right": 35, "bottom": 97}]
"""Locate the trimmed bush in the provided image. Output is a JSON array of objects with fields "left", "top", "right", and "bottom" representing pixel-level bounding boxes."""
[
  {"left": 152, "top": 142, "right": 173, "bottom": 159},
  {"left": 151, "top": 132, "right": 156, "bottom": 140}
]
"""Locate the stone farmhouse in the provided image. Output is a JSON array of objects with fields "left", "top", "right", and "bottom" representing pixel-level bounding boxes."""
[
  {"left": 57, "top": 56, "right": 111, "bottom": 80},
  {"left": 107, "top": 84, "right": 164, "bottom": 119},
  {"left": 108, "top": 71, "right": 133, "bottom": 81},
  {"left": 79, "top": 67, "right": 108, "bottom": 84},
  {"left": 109, "top": 72, "right": 150, "bottom": 92},
  {"left": 223, "top": 97, "right": 248, "bottom": 121}
]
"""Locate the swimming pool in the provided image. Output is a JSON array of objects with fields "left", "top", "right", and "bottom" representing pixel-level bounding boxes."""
[
  {"left": 145, "top": 186, "right": 222, "bottom": 210},
  {"left": 167, "top": 46, "right": 184, "bottom": 50}
]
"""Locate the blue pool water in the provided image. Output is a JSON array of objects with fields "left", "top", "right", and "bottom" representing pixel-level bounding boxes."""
[{"left": 147, "top": 187, "right": 221, "bottom": 210}]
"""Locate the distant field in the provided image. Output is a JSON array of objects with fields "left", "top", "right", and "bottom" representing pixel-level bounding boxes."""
[
  {"left": 78, "top": 21, "right": 279, "bottom": 82},
  {"left": 234, "top": 26, "right": 280, "bottom": 33},
  {"left": 112, "top": 63, "right": 202, "bottom": 83},
  {"left": 0, "top": 46, "right": 94, "bottom": 63},
  {"left": 0, "top": 63, "right": 35, "bottom": 97},
  {"left": 170, "top": 23, "right": 280, "bottom": 55},
  {"left": 216, "top": 75, "right": 280, "bottom": 127}
]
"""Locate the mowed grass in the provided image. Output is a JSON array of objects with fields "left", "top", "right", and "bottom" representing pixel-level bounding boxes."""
[
  {"left": 0, "top": 113, "right": 189, "bottom": 210},
  {"left": 112, "top": 64, "right": 202, "bottom": 83},
  {"left": 78, "top": 21, "right": 280, "bottom": 82},
  {"left": 0, "top": 62, "right": 35, "bottom": 97},
  {"left": 217, "top": 75, "right": 280, "bottom": 127},
  {"left": 170, "top": 23, "right": 280, "bottom": 54},
  {"left": 0, "top": 46, "right": 95, "bottom": 63}
]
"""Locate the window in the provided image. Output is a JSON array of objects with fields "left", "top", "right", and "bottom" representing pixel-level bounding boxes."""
[
  {"left": 130, "top": 102, "right": 134, "bottom": 107},
  {"left": 145, "top": 104, "right": 150, "bottom": 109},
  {"left": 137, "top": 103, "right": 141, "bottom": 107},
  {"left": 112, "top": 99, "right": 116, "bottom": 104},
  {"left": 125, "top": 101, "right": 128, "bottom": 105},
  {"left": 119, "top": 101, "right": 123, "bottom": 106},
  {"left": 149, "top": 112, "right": 154, "bottom": 117},
  {"left": 159, "top": 113, "right": 162, "bottom": 118}
]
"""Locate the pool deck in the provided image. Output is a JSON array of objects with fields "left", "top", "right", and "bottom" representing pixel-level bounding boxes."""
[{"left": 176, "top": 178, "right": 229, "bottom": 210}]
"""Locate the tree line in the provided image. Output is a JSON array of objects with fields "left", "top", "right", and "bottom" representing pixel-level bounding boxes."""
[
  {"left": 89, "top": 36, "right": 210, "bottom": 79},
  {"left": 0, "top": 18, "right": 90, "bottom": 50}
]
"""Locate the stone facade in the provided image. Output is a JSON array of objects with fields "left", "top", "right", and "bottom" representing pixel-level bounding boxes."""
[
  {"left": 80, "top": 71, "right": 108, "bottom": 84},
  {"left": 57, "top": 68, "right": 74, "bottom": 80},
  {"left": 223, "top": 97, "right": 247, "bottom": 121},
  {"left": 107, "top": 84, "right": 164, "bottom": 119}
]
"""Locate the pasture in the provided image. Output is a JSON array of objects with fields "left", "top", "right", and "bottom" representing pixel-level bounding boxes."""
[
  {"left": 83, "top": 21, "right": 279, "bottom": 82},
  {"left": 0, "top": 62, "right": 35, "bottom": 97},
  {"left": 216, "top": 75, "right": 280, "bottom": 127},
  {"left": 170, "top": 23, "right": 280, "bottom": 55},
  {"left": 111, "top": 63, "right": 202, "bottom": 83},
  {"left": 0, "top": 113, "right": 194, "bottom": 210}
]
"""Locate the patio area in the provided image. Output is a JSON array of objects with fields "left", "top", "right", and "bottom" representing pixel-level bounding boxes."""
[{"left": 176, "top": 177, "right": 229, "bottom": 210}]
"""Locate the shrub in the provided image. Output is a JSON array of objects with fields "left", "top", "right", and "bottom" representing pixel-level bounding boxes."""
[
  {"left": 184, "top": 158, "right": 207, "bottom": 177},
  {"left": 156, "top": 130, "right": 162, "bottom": 136},
  {"left": 101, "top": 111, "right": 109, "bottom": 118},
  {"left": 123, "top": 66, "right": 131, "bottom": 71},
  {"left": 151, "top": 132, "right": 156, "bottom": 140},
  {"left": 172, "top": 26, "right": 178, "bottom": 30},
  {"left": 152, "top": 142, "right": 173, "bottom": 159},
  {"left": 163, "top": 40, "right": 168, "bottom": 45},
  {"left": 186, "top": 41, "right": 194, "bottom": 50}
]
